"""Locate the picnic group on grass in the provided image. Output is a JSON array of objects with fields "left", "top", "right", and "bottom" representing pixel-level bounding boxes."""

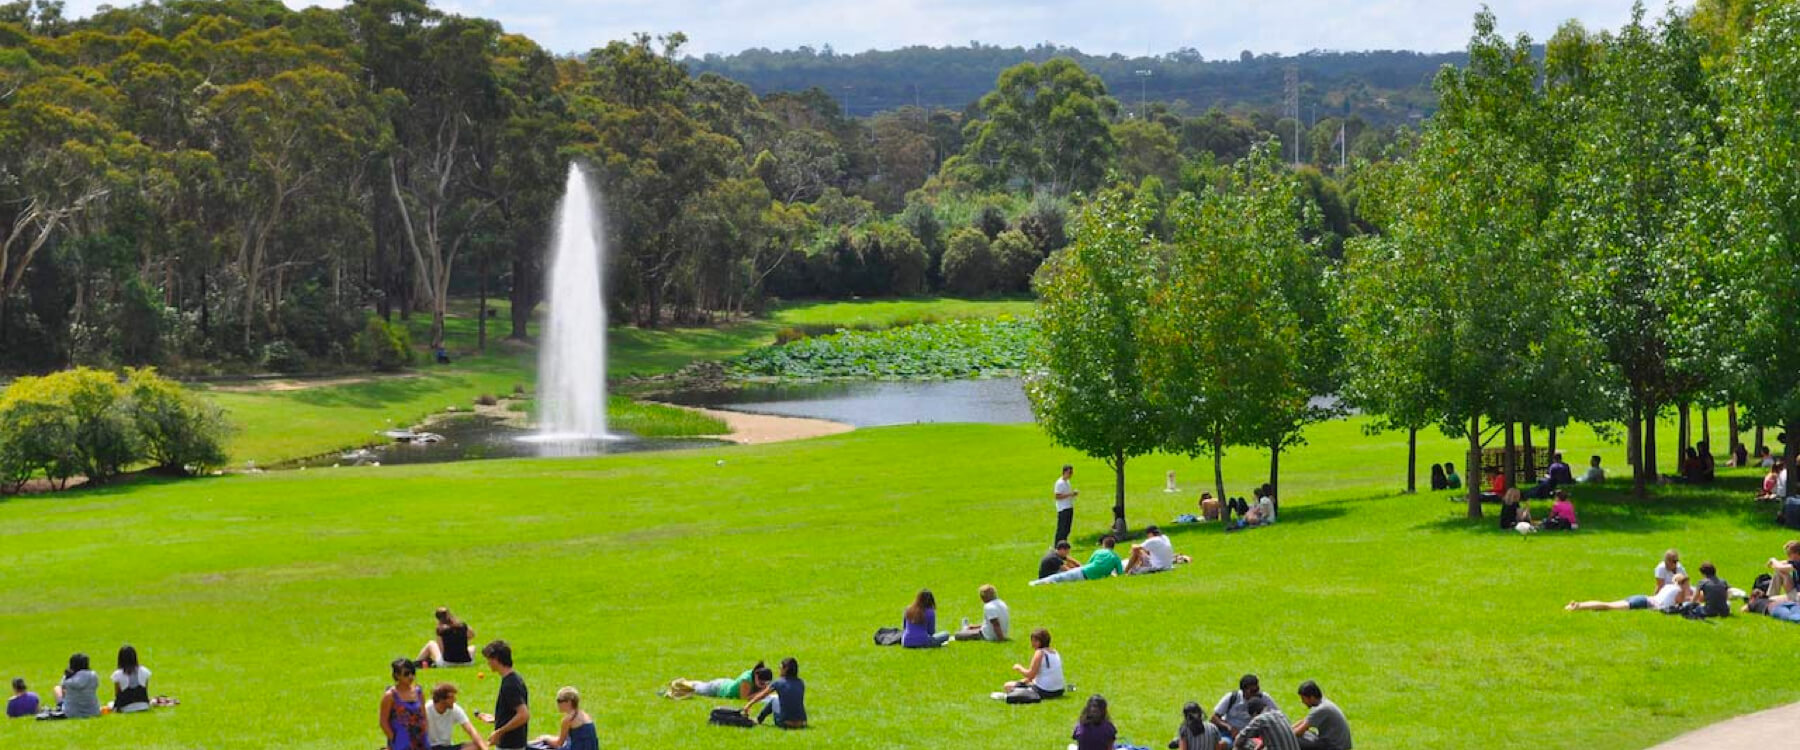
[{"left": 14, "top": 450, "right": 1800, "bottom": 749}]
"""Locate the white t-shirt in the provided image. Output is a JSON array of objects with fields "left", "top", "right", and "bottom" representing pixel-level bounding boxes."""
[
  {"left": 1256, "top": 495, "right": 1275, "bottom": 522},
  {"left": 1649, "top": 583, "right": 1685, "bottom": 610},
  {"left": 1653, "top": 561, "right": 1686, "bottom": 588},
  {"left": 1054, "top": 477, "right": 1074, "bottom": 511},
  {"left": 1141, "top": 535, "right": 1174, "bottom": 570},
  {"left": 427, "top": 702, "right": 470, "bottom": 746},
  {"left": 981, "top": 598, "right": 1010, "bottom": 641},
  {"left": 110, "top": 667, "right": 151, "bottom": 713}
]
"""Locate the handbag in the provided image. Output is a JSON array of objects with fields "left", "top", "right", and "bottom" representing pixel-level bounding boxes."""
[{"left": 709, "top": 707, "right": 757, "bottom": 728}]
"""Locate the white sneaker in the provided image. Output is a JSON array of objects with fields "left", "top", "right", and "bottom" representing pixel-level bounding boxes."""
[{"left": 990, "top": 692, "right": 1007, "bottom": 700}]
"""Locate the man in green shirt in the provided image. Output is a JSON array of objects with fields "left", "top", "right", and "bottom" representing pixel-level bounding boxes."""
[{"left": 1030, "top": 536, "right": 1123, "bottom": 585}]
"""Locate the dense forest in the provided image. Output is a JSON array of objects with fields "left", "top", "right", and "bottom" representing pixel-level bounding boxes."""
[
  {"left": 0, "top": 0, "right": 1387, "bottom": 376},
  {"left": 688, "top": 43, "right": 1464, "bottom": 125}
]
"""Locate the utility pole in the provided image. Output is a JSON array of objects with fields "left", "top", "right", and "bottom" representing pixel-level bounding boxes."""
[
  {"left": 1283, "top": 65, "right": 1300, "bottom": 165},
  {"left": 842, "top": 85, "right": 853, "bottom": 118},
  {"left": 1135, "top": 69, "right": 1152, "bottom": 120}
]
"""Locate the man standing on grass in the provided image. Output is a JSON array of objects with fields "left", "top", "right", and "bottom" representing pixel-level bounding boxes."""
[
  {"left": 478, "top": 640, "right": 528, "bottom": 750},
  {"left": 1054, "top": 464, "right": 1079, "bottom": 545}
]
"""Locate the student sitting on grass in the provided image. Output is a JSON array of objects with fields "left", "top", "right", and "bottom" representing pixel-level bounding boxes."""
[
  {"left": 7, "top": 678, "right": 39, "bottom": 719},
  {"left": 1479, "top": 468, "right": 1507, "bottom": 503},
  {"left": 111, "top": 645, "right": 151, "bottom": 714},
  {"left": 419, "top": 607, "right": 477, "bottom": 668},
  {"left": 1444, "top": 463, "right": 1462, "bottom": 490},
  {"left": 1652, "top": 550, "right": 1686, "bottom": 595},
  {"left": 997, "top": 628, "right": 1064, "bottom": 703},
  {"left": 1126, "top": 526, "right": 1188, "bottom": 574},
  {"left": 1232, "top": 696, "right": 1299, "bottom": 750},
  {"left": 1172, "top": 701, "right": 1224, "bottom": 750},
  {"left": 1292, "top": 680, "right": 1352, "bottom": 750},
  {"left": 1758, "top": 465, "right": 1783, "bottom": 502},
  {"left": 1200, "top": 492, "right": 1224, "bottom": 521},
  {"left": 741, "top": 657, "right": 807, "bottom": 729},
  {"left": 1030, "top": 536, "right": 1124, "bottom": 585},
  {"left": 54, "top": 653, "right": 100, "bottom": 719},
  {"left": 1566, "top": 573, "right": 1691, "bottom": 612},
  {"left": 1768, "top": 540, "right": 1800, "bottom": 602},
  {"left": 424, "top": 682, "right": 489, "bottom": 750},
  {"left": 952, "top": 585, "right": 1009, "bottom": 642},
  {"left": 1072, "top": 694, "right": 1117, "bottom": 750},
  {"left": 661, "top": 662, "right": 770, "bottom": 701},
  {"left": 901, "top": 589, "right": 951, "bottom": 648},
  {"left": 530, "top": 686, "right": 598, "bottom": 750},
  {"left": 1246, "top": 491, "right": 1277, "bottom": 526},
  {"left": 1211, "top": 675, "right": 1278, "bottom": 740},
  {"left": 1578, "top": 455, "right": 1605, "bottom": 484},
  {"left": 380, "top": 658, "right": 428, "bottom": 750},
  {"left": 1695, "top": 562, "right": 1733, "bottom": 618},
  {"left": 1430, "top": 464, "right": 1448, "bottom": 491},
  {"left": 1040, "top": 541, "right": 1079, "bottom": 579},
  {"left": 1497, "top": 488, "right": 1532, "bottom": 530},
  {"left": 1544, "top": 490, "right": 1579, "bottom": 531}
]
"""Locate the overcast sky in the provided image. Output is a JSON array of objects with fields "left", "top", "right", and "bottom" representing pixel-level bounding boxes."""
[{"left": 62, "top": 0, "right": 1692, "bottom": 57}]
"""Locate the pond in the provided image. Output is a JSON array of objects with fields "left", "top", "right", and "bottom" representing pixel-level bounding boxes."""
[
  {"left": 658, "top": 377, "right": 1035, "bottom": 427},
  {"left": 281, "top": 415, "right": 725, "bottom": 469}
]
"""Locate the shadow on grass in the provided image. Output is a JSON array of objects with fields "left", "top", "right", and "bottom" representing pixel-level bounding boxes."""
[
  {"left": 1068, "top": 503, "right": 1352, "bottom": 547},
  {"left": 285, "top": 373, "right": 480, "bottom": 409},
  {"left": 1412, "top": 474, "right": 1784, "bottom": 535}
]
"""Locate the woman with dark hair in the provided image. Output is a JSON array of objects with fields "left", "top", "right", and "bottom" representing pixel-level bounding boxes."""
[
  {"left": 111, "top": 644, "right": 152, "bottom": 713},
  {"left": 54, "top": 653, "right": 100, "bottom": 718},
  {"left": 1176, "top": 700, "right": 1223, "bottom": 750},
  {"left": 901, "top": 589, "right": 950, "bottom": 648},
  {"left": 418, "top": 607, "right": 476, "bottom": 668},
  {"left": 742, "top": 657, "right": 807, "bottom": 728},
  {"left": 1429, "top": 464, "right": 1447, "bottom": 491},
  {"left": 378, "top": 658, "right": 427, "bottom": 750},
  {"left": 997, "top": 628, "right": 1064, "bottom": 703},
  {"left": 1071, "top": 694, "right": 1116, "bottom": 750},
  {"left": 661, "top": 662, "right": 770, "bottom": 701}
]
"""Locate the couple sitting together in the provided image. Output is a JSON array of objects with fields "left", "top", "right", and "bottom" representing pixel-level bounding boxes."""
[{"left": 1032, "top": 527, "right": 1189, "bottom": 586}]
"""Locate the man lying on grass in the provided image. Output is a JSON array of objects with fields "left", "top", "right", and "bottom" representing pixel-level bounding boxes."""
[
  {"left": 1566, "top": 573, "right": 1692, "bottom": 613},
  {"left": 1030, "top": 536, "right": 1123, "bottom": 585}
]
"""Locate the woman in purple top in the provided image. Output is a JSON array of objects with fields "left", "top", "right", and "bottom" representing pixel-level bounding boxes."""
[
  {"left": 901, "top": 589, "right": 950, "bottom": 648},
  {"left": 1072, "top": 694, "right": 1117, "bottom": 750}
]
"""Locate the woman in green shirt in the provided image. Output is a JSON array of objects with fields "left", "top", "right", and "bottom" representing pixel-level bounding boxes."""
[{"left": 660, "top": 662, "right": 771, "bottom": 701}]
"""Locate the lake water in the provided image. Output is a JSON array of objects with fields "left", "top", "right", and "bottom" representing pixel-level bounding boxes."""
[
  {"left": 659, "top": 377, "right": 1035, "bottom": 427},
  {"left": 281, "top": 415, "right": 724, "bottom": 469}
]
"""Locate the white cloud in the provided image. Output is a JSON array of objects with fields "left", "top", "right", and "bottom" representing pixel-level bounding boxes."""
[{"left": 55, "top": 0, "right": 1689, "bottom": 57}]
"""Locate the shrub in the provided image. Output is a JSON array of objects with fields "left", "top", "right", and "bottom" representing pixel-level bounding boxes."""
[
  {"left": 1018, "top": 194, "right": 1070, "bottom": 255},
  {"left": 475, "top": 393, "right": 498, "bottom": 406},
  {"left": 991, "top": 229, "right": 1042, "bottom": 294},
  {"left": 0, "top": 368, "right": 135, "bottom": 485},
  {"left": 941, "top": 228, "right": 996, "bottom": 296},
  {"left": 123, "top": 367, "right": 230, "bottom": 475},
  {"left": 973, "top": 203, "right": 1008, "bottom": 240},
  {"left": 774, "top": 327, "right": 809, "bottom": 345},
  {"left": 353, "top": 315, "right": 414, "bottom": 372}
]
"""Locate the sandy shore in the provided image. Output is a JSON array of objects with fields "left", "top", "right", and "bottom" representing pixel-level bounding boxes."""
[{"left": 670, "top": 404, "right": 855, "bottom": 444}]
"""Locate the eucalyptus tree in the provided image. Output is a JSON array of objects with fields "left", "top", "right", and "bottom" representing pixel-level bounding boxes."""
[
  {"left": 1715, "top": 0, "right": 1800, "bottom": 495},
  {"left": 960, "top": 58, "right": 1119, "bottom": 194},
  {"left": 1027, "top": 189, "right": 1164, "bottom": 536}
]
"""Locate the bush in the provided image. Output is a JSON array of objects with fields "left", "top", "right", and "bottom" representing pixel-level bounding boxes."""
[
  {"left": 973, "top": 203, "right": 1008, "bottom": 240},
  {"left": 475, "top": 393, "right": 498, "bottom": 406},
  {"left": 991, "top": 229, "right": 1042, "bottom": 294},
  {"left": 353, "top": 315, "right": 414, "bottom": 372},
  {"left": 1019, "top": 194, "right": 1070, "bottom": 255},
  {"left": 0, "top": 368, "right": 135, "bottom": 485},
  {"left": 941, "top": 228, "right": 996, "bottom": 296},
  {"left": 123, "top": 367, "right": 230, "bottom": 475}
]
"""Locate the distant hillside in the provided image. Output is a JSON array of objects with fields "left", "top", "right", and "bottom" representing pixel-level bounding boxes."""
[{"left": 686, "top": 43, "right": 1468, "bottom": 125}]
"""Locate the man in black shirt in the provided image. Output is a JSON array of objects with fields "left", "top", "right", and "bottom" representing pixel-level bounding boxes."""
[
  {"left": 480, "top": 640, "right": 529, "bottom": 749},
  {"left": 1696, "top": 562, "right": 1732, "bottom": 618},
  {"left": 1039, "top": 540, "right": 1076, "bottom": 579}
]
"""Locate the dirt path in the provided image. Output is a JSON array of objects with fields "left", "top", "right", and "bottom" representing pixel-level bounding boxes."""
[
  {"left": 1646, "top": 703, "right": 1800, "bottom": 749},
  {"left": 671, "top": 405, "right": 854, "bottom": 444},
  {"left": 207, "top": 372, "right": 423, "bottom": 393}
]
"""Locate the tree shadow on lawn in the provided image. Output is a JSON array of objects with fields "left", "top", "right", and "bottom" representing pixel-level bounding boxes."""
[
  {"left": 1071, "top": 503, "right": 1351, "bottom": 546},
  {"left": 1411, "top": 475, "right": 1781, "bottom": 536},
  {"left": 285, "top": 373, "right": 480, "bottom": 409}
]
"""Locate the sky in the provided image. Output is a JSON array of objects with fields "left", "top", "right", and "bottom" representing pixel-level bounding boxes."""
[{"left": 60, "top": 0, "right": 1694, "bottom": 57}]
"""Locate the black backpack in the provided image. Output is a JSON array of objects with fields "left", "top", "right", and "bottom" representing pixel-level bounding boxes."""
[
  {"left": 709, "top": 707, "right": 756, "bottom": 728},
  {"left": 873, "top": 627, "right": 902, "bottom": 646}
]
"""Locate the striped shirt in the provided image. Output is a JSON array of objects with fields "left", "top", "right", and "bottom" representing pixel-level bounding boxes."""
[{"left": 1233, "top": 709, "right": 1300, "bottom": 750}]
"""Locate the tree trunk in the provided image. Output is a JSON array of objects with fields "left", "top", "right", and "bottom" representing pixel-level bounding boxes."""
[
  {"left": 375, "top": 188, "right": 392, "bottom": 322},
  {"left": 1756, "top": 425, "right": 1766, "bottom": 455},
  {"left": 1268, "top": 438, "right": 1281, "bottom": 499},
  {"left": 1786, "top": 419, "right": 1800, "bottom": 498},
  {"left": 1522, "top": 419, "right": 1535, "bottom": 479},
  {"left": 199, "top": 269, "right": 209, "bottom": 336},
  {"left": 1629, "top": 401, "right": 1646, "bottom": 498},
  {"left": 1211, "top": 432, "right": 1226, "bottom": 504},
  {"left": 1728, "top": 403, "right": 1740, "bottom": 456},
  {"left": 1503, "top": 421, "right": 1517, "bottom": 490},
  {"left": 1110, "top": 450, "right": 1128, "bottom": 537},
  {"left": 477, "top": 254, "right": 488, "bottom": 354},
  {"left": 1406, "top": 427, "right": 1418, "bottom": 494},
  {"left": 1466, "top": 415, "right": 1483, "bottom": 518},
  {"left": 1645, "top": 401, "right": 1659, "bottom": 481}
]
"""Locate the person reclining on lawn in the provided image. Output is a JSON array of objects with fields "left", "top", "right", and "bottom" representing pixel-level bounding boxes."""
[
  {"left": 1744, "top": 588, "right": 1800, "bottom": 622},
  {"left": 1566, "top": 573, "right": 1691, "bottom": 612},
  {"left": 1125, "top": 526, "right": 1190, "bottom": 574},
  {"left": 1030, "top": 536, "right": 1124, "bottom": 585}
]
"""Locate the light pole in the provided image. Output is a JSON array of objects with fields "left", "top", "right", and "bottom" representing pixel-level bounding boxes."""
[{"left": 1134, "top": 69, "right": 1152, "bottom": 119}]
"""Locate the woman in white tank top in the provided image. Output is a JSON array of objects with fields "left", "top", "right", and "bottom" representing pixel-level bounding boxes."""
[{"left": 999, "top": 628, "right": 1065, "bottom": 700}]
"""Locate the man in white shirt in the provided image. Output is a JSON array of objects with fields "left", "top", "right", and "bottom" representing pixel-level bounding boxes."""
[
  {"left": 1053, "top": 465, "right": 1078, "bottom": 545},
  {"left": 1652, "top": 549, "right": 1686, "bottom": 595},
  {"left": 1577, "top": 455, "right": 1605, "bottom": 483},
  {"left": 953, "top": 585, "right": 1010, "bottom": 641},
  {"left": 1126, "top": 525, "right": 1181, "bottom": 574},
  {"left": 426, "top": 682, "right": 489, "bottom": 750}
]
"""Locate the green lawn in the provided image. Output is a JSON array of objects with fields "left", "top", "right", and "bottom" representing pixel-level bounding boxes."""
[
  {"left": 1, "top": 416, "right": 1793, "bottom": 749},
  {"left": 203, "top": 297, "right": 1035, "bottom": 463}
]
